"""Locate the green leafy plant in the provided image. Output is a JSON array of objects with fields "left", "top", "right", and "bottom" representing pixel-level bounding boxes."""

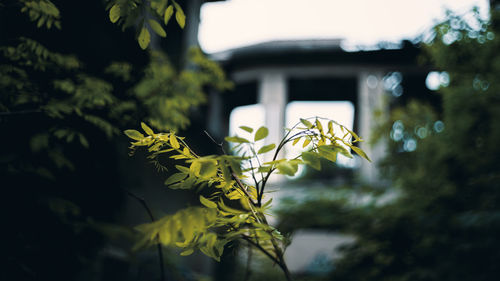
[
  {"left": 124, "top": 118, "right": 370, "bottom": 280},
  {"left": 107, "top": 0, "right": 187, "bottom": 49}
]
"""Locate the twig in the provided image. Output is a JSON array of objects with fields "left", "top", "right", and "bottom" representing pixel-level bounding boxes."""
[{"left": 127, "top": 191, "right": 166, "bottom": 281}]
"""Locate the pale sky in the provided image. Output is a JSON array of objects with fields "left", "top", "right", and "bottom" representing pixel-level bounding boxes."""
[{"left": 199, "top": 0, "right": 489, "bottom": 53}]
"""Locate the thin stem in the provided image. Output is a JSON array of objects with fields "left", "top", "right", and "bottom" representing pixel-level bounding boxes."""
[{"left": 127, "top": 191, "right": 166, "bottom": 281}]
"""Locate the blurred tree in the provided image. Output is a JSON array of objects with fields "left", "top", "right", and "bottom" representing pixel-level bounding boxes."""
[
  {"left": 0, "top": 1, "right": 230, "bottom": 281},
  {"left": 278, "top": 6, "right": 500, "bottom": 281}
]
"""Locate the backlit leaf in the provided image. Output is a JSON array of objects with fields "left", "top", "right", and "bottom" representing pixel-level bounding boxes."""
[
  {"left": 180, "top": 249, "right": 194, "bottom": 256},
  {"left": 199, "top": 160, "right": 217, "bottom": 178},
  {"left": 165, "top": 173, "right": 187, "bottom": 186},
  {"left": 200, "top": 195, "right": 217, "bottom": 209},
  {"left": 164, "top": 5, "right": 174, "bottom": 25},
  {"left": 170, "top": 134, "right": 180, "bottom": 149},
  {"left": 300, "top": 118, "right": 313, "bottom": 128},
  {"left": 301, "top": 151, "right": 321, "bottom": 170},
  {"left": 141, "top": 122, "right": 154, "bottom": 136},
  {"left": 292, "top": 137, "right": 301, "bottom": 146},
  {"left": 328, "top": 121, "right": 334, "bottom": 135},
  {"left": 148, "top": 19, "right": 166, "bottom": 37},
  {"left": 225, "top": 136, "right": 249, "bottom": 143},
  {"left": 277, "top": 161, "right": 298, "bottom": 176},
  {"left": 351, "top": 145, "right": 371, "bottom": 162},
  {"left": 138, "top": 27, "right": 150, "bottom": 50},
  {"left": 315, "top": 119, "right": 323, "bottom": 132},
  {"left": 317, "top": 145, "right": 337, "bottom": 162},
  {"left": 257, "top": 143, "right": 276, "bottom": 154},
  {"left": 254, "top": 126, "right": 269, "bottom": 141},
  {"left": 173, "top": 2, "right": 185, "bottom": 28},
  {"left": 239, "top": 126, "right": 253, "bottom": 133},
  {"left": 302, "top": 138, "right": 311, "bottom": 148},
  {"left": 109, "top": 4, "right": 120, "bottom": 23},
  {"left": 124, "top": 129, "right": 145, "bottom": 141}
]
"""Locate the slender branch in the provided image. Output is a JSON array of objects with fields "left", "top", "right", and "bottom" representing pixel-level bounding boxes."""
[
  {"left": 127, "top": 191, "right": 166, "bottom": 281},
  {"left": 204, "top": 130, "right": 226, "bottom": 154}
]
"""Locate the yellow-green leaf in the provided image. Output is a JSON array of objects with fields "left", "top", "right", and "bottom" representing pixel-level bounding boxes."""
[
  {"left": 174, "top": 3, "right": 186, "bottom": 28},
  {"left": 292, "top": 137, "right": 301, "bottom": 146},
  {"left": 317, "top": 145, "right": 337, "bottom": 162},
  {"left": 315, "top": 119, "right": 323, "bottom": 132},
  {"left": 328, "top": 121, "right": 334, "bottom": 135},
  {"left": 239, "top": 126, "right": 253, "bottom": 133},
  {"left": 254, "top": 126, "right": 268, "bottom": 141},
  {"left": 225, "top": 136, "right": 249, "bottom": 143},
  {"left": 180, "top": 249, "right": 194, "bottom": 256},
  {"left": 124, "top": 129, "right": 145, "bottom": 141},
  {"left": 138, "top": 27, "right": 150, "bottom": 50},
  {"left": 164, "top": 5, "right": 174, "bottom": 25},
  {"left": 300, "top": 118, "right": 313, "bottom": 129},
  {"left": 301, "top": 151, "right": 321, "bottom": 170},
  {"left": 257, "top": 143, "right": 276, "bottom": 154},
  {"left": 148, "top": 19, "right": 166, "bottom": 37},
  {"left": 200, "top": 195, "right": 217, "bottom": 209},
  {"left": 141, "top": 122, "right": 154, "bottom": 136},
  {"left": 109, "top": 4, "right": 120, "bottom": 23},
  {"left": 170, "top": 134, "right": 180, "bottom": 149},
  {"left": 276, "top": 161, "right": 298, "bottom": 176},
  {"left": 351, "top": 145, "right": 371, "bottom": 162},
  {"left": 165, "top": 173, "right": 187, "bottom": 186},
  {"left": 302, "top": 138, "right": 311, "bottom": 148},
  {"left": 176, "top": 165, "right": 190, "bottom": 173},
  {"left": 198, "top": 160, "right": 218, "bottom": 178}
]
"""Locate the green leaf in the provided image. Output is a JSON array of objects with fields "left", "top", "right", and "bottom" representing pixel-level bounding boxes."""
[
  {"left": 257, "top": 143, "right": 276, "bottom": 154},
  {"left": 164, "top": 5, "right": 174, "bottom": 25},
  {"left": 200, "top": 195, "right": 217, "bottom": 209},
  {"left": 277, "top": 161, "right": 298, "bottom": 176},
  {"left": 328, "top": 121, "right": 334, "bottom": 135},
  {"left": 176, "top": 165, "right": 190, "bottom": 174},
  {"left": 315, "top": 119, "right": 323, "bottom": 132},
  {"left": 148, "top": 19, "right": 166, "bottom": 37},
  {"left": 198, "top": 160, "right": 218, "bottom": 178},
  {"left": 190, "top": 161, "right": 201, "bottom": 176},
  {"left": 170, "top": 134, "right": 180, "bottom": 149},
  {"left": 239, "top": 126, "right": 253, "bottom": 133},
  {"left": 173, "top": 2, "right": 186, "bottom": 28},
  {"left": 124, "top": 129, "right": 145, "bottom": 141},
  {"left": 292, "top": 137, "right": 301, "bottom": 146},
  {"left": 141, "top": 122, "right": 154, "bottom": 136},
  {"left": 165, "top": 173, "right": 187, "bottom": 186},
  {"left": 300, "top": 118, "right": 313, "bottom": 129},
  {"left": 301, "top": 151, "right": 321, "bottom": 170},
  {"left": 254, "top": 126, "right": 269, "bottom": 141},
  {"left": 138, "top": 27, "right": 150, "bottom": 50},
  {"left": 225, "top": 136, "right": 249, "bottom": 143},
  {"left": 78, "top": 134, "right": 89, "bottom": 148},
  {"left": 317, "top": 145, "right": 337, "bottom": 162},
  {"left": 180, "top": 249, "right": 194, "bottom": 256},
  {"left": 109, "top": 4, "right": 120, "bottom": 23},
  {"left": 302, "top": 138, "right": 311, "bottom": 148},
  {"left": 351, "top": 145, "right": 371, "bottom": 162}
]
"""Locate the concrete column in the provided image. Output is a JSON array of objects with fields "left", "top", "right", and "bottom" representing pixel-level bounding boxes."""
[
  {"left": 258, "top": 72, "right": 288, "bottom": 161},
  {"left": 357, "top": 71, "right": 387, "bottom": 184}
]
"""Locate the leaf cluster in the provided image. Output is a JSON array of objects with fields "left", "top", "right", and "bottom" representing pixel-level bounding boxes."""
[
  {"left": 20, "top": 0, "right": 61, "bottom": 29},
  {"left": 107, "top": 0, "right": 187, "bottom": 49},
  {"left": 124, "top": 118, "right": 369, "bottom": 274}
]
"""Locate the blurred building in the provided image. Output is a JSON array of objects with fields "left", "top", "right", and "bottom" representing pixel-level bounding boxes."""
[{"left": 208, "top": 38, "right": 432, "bottom": 184}]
